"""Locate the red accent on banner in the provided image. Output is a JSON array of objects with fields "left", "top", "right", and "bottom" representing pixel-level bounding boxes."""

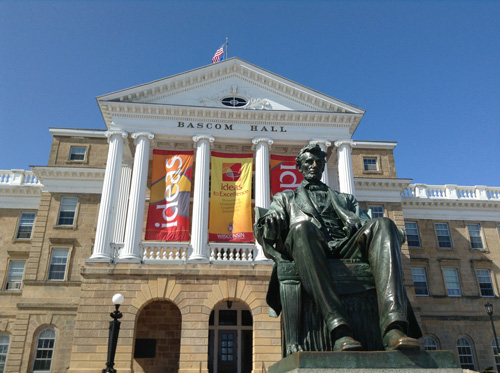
[
  {"left": 270, "top": 154, "right": 304, "bottom": 195},
  {"left": 145, "top": 150, "right": 193, "bottom": 241}
]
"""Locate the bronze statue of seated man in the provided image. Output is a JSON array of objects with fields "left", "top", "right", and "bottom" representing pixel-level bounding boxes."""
[{"left": 254, "top": 144, "right": 421, "bottom": 352}]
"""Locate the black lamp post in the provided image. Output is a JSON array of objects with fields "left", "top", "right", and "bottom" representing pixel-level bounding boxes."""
[
  {"left": 103, "top": 293, "right": 124, "bottom": 373},
  {"left": 485, "top": 302, "right": 500, "bottom": 365}
]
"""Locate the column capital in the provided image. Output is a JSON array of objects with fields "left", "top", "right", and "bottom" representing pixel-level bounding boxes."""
[
  {"left": 309, "top": 139, "right": 332, "bottom": 148},
  {"left": 131, "top": 132, "right": 155, "bottom": 141},
  {"left": 192, "top": 135, "right": 215, "bottom": 148},
  {"left": 252, "top": 137, "right": 274, "bottom": 146},
  {"left": 334, "top": 139, "right": 356, "bottom": 148},
  {"left": 104, "top": 130, "right": 128, "bottom": 141},
  {"left": 251, "top": 137, "right": 273, "bottom": 151}
]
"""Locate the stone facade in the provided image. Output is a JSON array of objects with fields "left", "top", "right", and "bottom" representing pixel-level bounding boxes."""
[{"left": 0, "top": 58, "right": 499, "bottom": 373}]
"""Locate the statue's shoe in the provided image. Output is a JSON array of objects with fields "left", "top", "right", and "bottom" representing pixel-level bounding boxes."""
[
  {"left": 383, "top": 329, "right": 420, "bottom": 351},
  {"left": 333, "top": 336, "right": 364, "bottom": 351}
]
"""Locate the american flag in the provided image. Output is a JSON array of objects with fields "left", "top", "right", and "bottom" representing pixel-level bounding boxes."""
[{"left": 212, "top": 44, "right": 225, "bottom": 63}]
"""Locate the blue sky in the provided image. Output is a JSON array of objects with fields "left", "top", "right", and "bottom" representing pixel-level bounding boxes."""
[{"left": 1, "top": 0, "right": 499, "bottom": 187}]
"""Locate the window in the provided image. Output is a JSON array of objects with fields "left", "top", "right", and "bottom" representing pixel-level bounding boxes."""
[
  {"left": 368, "top": 205, "right": 384, "bottom": 218},
  {"left": 33, "top": 328, "right": 55, "bottom": 372},
  {"left": 405, "top": 222, "right": 421, "bottom": 247},
  {"left": 5, "top": 260, "right": 25, "bottom": 290},
  {"left": 363, "top": 158, "right": 378, "bottom": 171},
  {"left": 457, "top": 337, "right": 475, "bottom": 370},
  {"left": 492, "top": 338, "right": 500, "bottom": 372},
  {"left": 69, "top": 146, "right": 86, "bottom": 161},
  {"left": 221, "top": 96, "right": 247, "bottom": 107},
  {"left": 444, "top": 268, "right": 461, "bottom": 297},
  {"left": 435, "top": 223, "right": 452, "bottom": 248},
  {"left": 477, "top": 269, "right": 495, "bottom": 297},
  {"left": 467, "top": 224, "right": 484, "bottom": 249},
  {"left": 424, "top": 336, "right": 438, "bottom": 351},
  {"left": 57, "top": 197, "right": 78, "bottom": 226},
  {"left": 412, "top": 268, "right": 429, "bottom": 296},
  {"left": 0, "top": 334, "right": 9, "bottom": 373},
  {"left": 47, "top": 249, "right": 69, "bottom": 281},
  {"left": 16, "top": 212, "right": 36, "bottom": 239}
]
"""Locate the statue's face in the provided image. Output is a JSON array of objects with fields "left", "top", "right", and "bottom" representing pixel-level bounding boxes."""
[{"left": 298, "top": 152, "right": 325, "bottom": 182}]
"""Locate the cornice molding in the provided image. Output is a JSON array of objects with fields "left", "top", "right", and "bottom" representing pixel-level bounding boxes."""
[
  {"left": 402, "top": 198, "right": 500, "bottom": 209},
  {"left": 102, "top": 102, "right": 362, "bottom": 126},
  {"left": 49, "top": 128, "right": 107, "bottom": 138},
  {"left": 352, "top": 141, "right": 398, "bottom": 150},
  {"left": 31, "top": 167, "right": 105, "bottom": 194},
  {"left": 354, "top": 178, "right": 413, "bottom": 203},
  {"left": 402, "top": 201, "right": 500, "bottom": 221}
]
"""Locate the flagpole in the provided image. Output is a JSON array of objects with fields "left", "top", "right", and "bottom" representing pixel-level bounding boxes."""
[{"left": 225, "top": 37, "right": 229, "bottom": 59}]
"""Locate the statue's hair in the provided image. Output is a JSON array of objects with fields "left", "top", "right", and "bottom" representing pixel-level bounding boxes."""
[{"left": 295, "top": 144, "right": 327, "bottom": 168}]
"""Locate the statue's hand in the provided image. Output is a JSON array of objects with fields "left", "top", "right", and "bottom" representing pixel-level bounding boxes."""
[
  {"left": 343, "top": 220, "right": 362, "bottom": 237},
  {"left": 260, "top": 212, "right": 284, "bottom": 241}
]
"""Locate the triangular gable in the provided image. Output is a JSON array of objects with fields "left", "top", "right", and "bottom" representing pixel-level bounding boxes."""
[{"left": 97, "top": 57, "right": 364, "bottom": 114}]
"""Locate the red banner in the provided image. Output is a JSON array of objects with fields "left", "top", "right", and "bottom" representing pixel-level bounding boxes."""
[
  {"left": 270, "top": 154, "right": 304, "bottom": 195},
  {"left": 145, "top": 150, "right": 193, "bottom": 241}
]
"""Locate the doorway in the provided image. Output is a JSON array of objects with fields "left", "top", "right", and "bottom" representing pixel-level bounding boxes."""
[{"left": 208, "top": 301, "right": 253, "bottom": 373}]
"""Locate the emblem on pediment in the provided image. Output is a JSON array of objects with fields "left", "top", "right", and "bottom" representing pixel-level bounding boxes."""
[{"left": 199, "top": 85, "right": 272, "bottom": 110}]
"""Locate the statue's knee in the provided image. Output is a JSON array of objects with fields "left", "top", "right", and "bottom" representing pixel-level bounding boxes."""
[
  {"left": 371, "top": 217, "right": 395, "bottom": 229},
  {"left": 290, "top": 221, "right": 318, "bottom": 236}
]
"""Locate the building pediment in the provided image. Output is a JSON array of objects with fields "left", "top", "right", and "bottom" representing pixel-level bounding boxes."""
[
  {"left": 97, "top": 58, "right": 365, "bottom": 137},
  {"left": 99, "top": 58, "right": 364, "bottom": 113}
]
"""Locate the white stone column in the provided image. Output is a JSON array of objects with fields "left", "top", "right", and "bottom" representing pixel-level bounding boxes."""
[
  {"left": 334, "top": 140, "right": 356, "bottom": 196},
  {"left": 309, "top": 139, "right": 332, "bottom": 186},
  {"left": 90, "top": 130, "right": 128, "bottom": 262},
  {"left": 120, "top": 132, "right": 154, "bottom": 262},
  {"left": 189, "top": 135, "right": 214, "bottom": 262},
  {"left": 111, "top": 161, "right": 132, "bottom": 244},
  {"left": 252, "top": 137, "right": 273, "bottom": 262}
]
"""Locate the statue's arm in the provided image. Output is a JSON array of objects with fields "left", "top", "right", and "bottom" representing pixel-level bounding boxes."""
[
  {"left": 254, "top": 193, "right": 289, "bottom": 246},
  {"left": 347, "top": 194, "right": 371, "bottom": 224}
]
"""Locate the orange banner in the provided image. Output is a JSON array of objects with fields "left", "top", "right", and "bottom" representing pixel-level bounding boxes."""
[
  {"left": 270, "top": 154, "right": 304, "bottom": 195},
  {"left": 209, "top": 152, "right": 254, "bottom": 242},
  {"left": 145, "top": 150, "right": 193, "bottom": 241}
]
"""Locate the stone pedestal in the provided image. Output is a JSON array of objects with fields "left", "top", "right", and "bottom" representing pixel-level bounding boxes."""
[{"left": 269, "top": 350, "right": 462, "bottom": 373}]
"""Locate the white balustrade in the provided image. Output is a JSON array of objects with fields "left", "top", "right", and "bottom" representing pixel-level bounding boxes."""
[
  {"left": 142, "top": 243, "right": 189, "bottom": 262},
  {"left": 402, "top": 184, "right": 500, "bottom": 201},
  {"left": 209, "top": 243, "right": 256, "bottom": 263},
  {"left": 0, "top": 170, "right": 40, "bottom": 185}
]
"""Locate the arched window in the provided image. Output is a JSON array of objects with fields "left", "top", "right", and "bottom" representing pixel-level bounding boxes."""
[
  {"left": 424, "top": 336, "right": 439, "bottom": 351},
  {"left": 492, "top": 338, "right": 500, "bottom": 372},
  {"left": 0, "top": 334, "right": 10, "bottom": 373},
  {"left": 33, "top": 328, "right": 56, "bottom": 372},
  {"left": 457, "top": 337, "right": 475, "bottom": 370}
]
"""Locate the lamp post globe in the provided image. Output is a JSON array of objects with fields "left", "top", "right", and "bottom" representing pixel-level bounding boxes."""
[{"left": 103, "top": 294, "right": 124, "bottom": 373}]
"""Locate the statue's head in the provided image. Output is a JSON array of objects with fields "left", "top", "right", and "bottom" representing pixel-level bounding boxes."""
[{"left": 296, "top": 144, "right": 326, "bottom": 183}]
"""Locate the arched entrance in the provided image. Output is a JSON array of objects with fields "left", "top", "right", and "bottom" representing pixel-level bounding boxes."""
[
  {"left": 208, "top": 301, "right": 253, "bottom": 373},
  {"left": 133, "top": 300, "right": 181, "bottom": 373}
]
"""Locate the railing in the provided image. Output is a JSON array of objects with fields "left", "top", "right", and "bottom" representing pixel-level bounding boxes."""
[
  {"left": 209, "top": 243, "right": 256, "bottom": 263},
  {"left": 108, "top": 242, "right": 258, "bottom": 264},
  {"left": 0, "top": 170, "right": 40, "bottom": 185},
  {"left": 142, "top": 242, "right": 189, "bottom": 262},
  {"left": 402, "top": 184, "right": 500, "bottom": 201}
]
